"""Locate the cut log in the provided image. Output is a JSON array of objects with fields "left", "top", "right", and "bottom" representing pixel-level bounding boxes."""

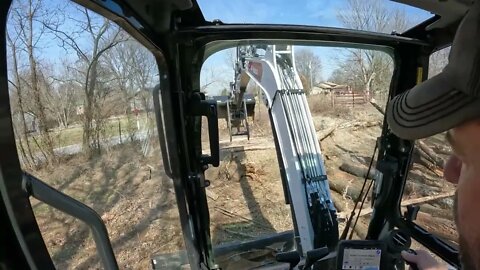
[
  {"left": 330, "top": 190, "right": 350, "bottom": 213},
  {"left": 352, "top": 217, "right": 370, "bottom": 239},
  {"left": 404, "top": 181, "right": 443, "bottom": 196},
  {"left": 431, "top": 144, "right": 452, "bottom": 156},
  {"left": 412, "top": 149, "right": 443, "bottom": 176},
  {"left": 417, "top": 140, "right": 445, "bottom": 169},
  {"left": 415, "top": 212, "right": 458, "bottom": 244},
  {"left": 418, "top": 203, "right": 453, "bottom": 220},
  {"left": 329, "top": 178, "right": 370, "bottom": 201},
  {"left": 339, "top": 161, "right": 378, "bottom": 180}
]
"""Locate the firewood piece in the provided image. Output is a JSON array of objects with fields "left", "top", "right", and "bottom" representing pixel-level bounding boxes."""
[
  {"left": 352, "top": 217, "right": 370, "bottom": 239},
  {"left": 330, "top": 190, "right": 349, "bottom": 213},
  {"left": 415, "top": 212, "right": 458, "bottom": 244},
  {"left": 418, "top": 204, "right": 454, "bottom": 220},
  {"left": 431, "top": 144, "right": 453, "bottom": 156},
  {"left": 417, "top": 140, "right": 445, "bottom": 169},
  {"left": 412, "top": 148, "right": 443, "bottom": 176},
  {"left": 329, "top": 178, "right": 369, "bottom": 201},
  {"left": 339, "top": 161, "right": 378, "bottom": 180}
]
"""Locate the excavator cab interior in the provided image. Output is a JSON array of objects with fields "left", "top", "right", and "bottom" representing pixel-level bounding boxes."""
[{"left": 0, "top": 0, "right": 466, "bottom": 269}]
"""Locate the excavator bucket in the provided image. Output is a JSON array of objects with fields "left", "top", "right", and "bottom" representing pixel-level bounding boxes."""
[{"left": 209, "top": 93, "right": 256, "bottom": 141}]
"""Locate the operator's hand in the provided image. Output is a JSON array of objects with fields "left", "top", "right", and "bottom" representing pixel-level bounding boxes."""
[{"left": 401, "top": 249, "right": 448, "bottom": 270}]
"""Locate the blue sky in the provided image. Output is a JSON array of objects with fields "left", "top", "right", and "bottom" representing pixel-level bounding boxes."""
[
  {"left": 197, "top": 0, "right": 431, "bottom": 27},
  {"left": 198, "top": 0, "right": 432, "bottom": 95}
]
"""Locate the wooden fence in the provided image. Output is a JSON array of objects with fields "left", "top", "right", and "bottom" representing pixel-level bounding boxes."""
[{"left": 331, "top": 90, "right": 368, "bottom": 109}]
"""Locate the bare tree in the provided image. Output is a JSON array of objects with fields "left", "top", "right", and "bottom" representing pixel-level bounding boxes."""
[
  {"left": 48, "top": 61, "right": 80, "bottom": 128},
  {"left": 104, "top": 35, "right": 134, "bottom": 113},
  {"left": 46, "top": 6, "right": 123, "bottom": 155},
  {"left": 9, "top": 0, "right": 57, "bottom": 163},
  {"left": 105, "top": 36, "right": 157, "bottom": 140},
  {"left": 295, "top": 48, "right": 322, "bottom": 93},
  {"left": 6, "top": 30, "right": 37, "bottom": 167},
  {"left": 336, "top": 0, "right": 412, "bottom": 97}
]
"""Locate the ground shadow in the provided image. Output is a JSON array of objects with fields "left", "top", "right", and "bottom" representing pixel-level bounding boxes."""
[{"left": 211, "top": 146, "right": 276, "bottom": 245}]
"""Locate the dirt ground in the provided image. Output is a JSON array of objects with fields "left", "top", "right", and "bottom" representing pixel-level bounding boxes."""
[{"left": 29, "top": 94, "right": 457, "bottom": 269}]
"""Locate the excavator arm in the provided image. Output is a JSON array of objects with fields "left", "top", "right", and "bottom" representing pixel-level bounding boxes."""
[{"left": 231, "top": 44, "right": 339, "bottom": 255}]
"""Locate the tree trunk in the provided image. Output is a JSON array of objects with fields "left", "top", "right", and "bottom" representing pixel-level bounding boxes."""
[
  {"left": 82, "top": 55, "right": 100, "bottom": 156},
  {"left": 83, "top": 100, "right": 94, "bottom": 155},
  {"left": 27, "top": 2, "right": 55, "bottom": 164},
  {"left": 7, "top": 33, "right": 36, "bottom": 166},
  {"left": 14, "top": 125, "right": 32, "bottom": 169}
]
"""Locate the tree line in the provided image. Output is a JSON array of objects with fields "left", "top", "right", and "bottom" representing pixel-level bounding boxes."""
[
  {"left": 329, "top": 0, "right": 449, "bottom": 100},
  {"left": 7, "top": 0, "right": 157, "bottom": 167}
]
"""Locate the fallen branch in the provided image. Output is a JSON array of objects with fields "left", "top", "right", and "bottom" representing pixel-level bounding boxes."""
[
  {"left": 338, "top": 121, "right": 380, "bottom": 130},
  {"left": 213, "top": 206, "right": 271, "bottom": 230},
  {"left": 370, "top": 100, "right": 385, "bottom": 115},
  {"left": 352, "top": 121, "right": 381, "bottom": 130},
  {"left": 318, "top": 126, "right": 336, "bottom": 141},
  {"left": 356, "top": 191, "right": 455, "bottom": 217},
  {"left": 221, "top": 146, "right": 276, "bottom": 153},
  {"left": 206, "top": 189, "right": 219, "bottom": 201},
  {"left": 220, "top": 226, "right": 254, "bottom": 238},
  {"left": 402, "top": 191, "right": 454, "bottom": 206}
]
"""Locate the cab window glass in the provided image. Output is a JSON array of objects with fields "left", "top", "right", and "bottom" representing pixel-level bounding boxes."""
[
  {"left": 401, "top": 46, "right": 458, "bottom": 247},
  {"left": 201, "top": 44, "right": 393, "bottom": 259},
  {"left": 7, "top": 0, "right": 184, "bottom": 268}
]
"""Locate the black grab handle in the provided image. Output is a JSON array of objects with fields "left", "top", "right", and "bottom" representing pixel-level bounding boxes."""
[{"left": 190, "top": 95, "right": 220, "bottom": 167}]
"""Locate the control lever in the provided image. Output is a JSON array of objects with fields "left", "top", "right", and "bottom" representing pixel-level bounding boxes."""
[
  {"left": 405, "top": 205, "right": 420, "bottom": 222},
  {"left": 385, "top": 229, "right": 414, "bottom": 270},
  {"left": 301, "top": 247, "right": 329, "bottom": 270},
  {"left": 275, "top": 251, "right": 300, "bottom": 269}
]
